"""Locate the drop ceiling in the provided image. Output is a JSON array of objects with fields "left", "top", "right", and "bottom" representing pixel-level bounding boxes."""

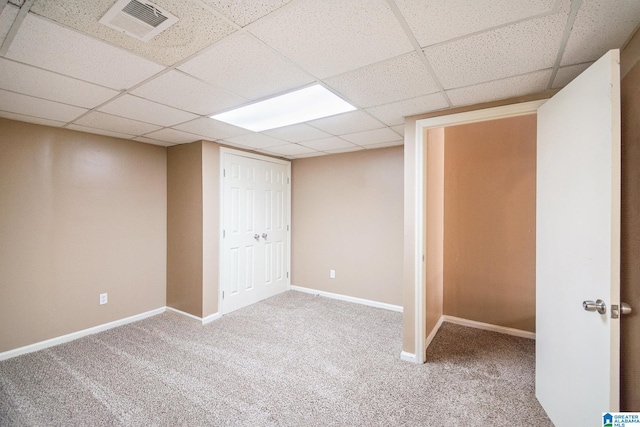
[{"left": 1, "top": 0, "right": 639, "bottom": 159}]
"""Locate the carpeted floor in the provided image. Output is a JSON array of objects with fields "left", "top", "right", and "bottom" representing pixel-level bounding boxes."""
[{"left": 0, "top": 291, "right": 552, "bottom": 426}]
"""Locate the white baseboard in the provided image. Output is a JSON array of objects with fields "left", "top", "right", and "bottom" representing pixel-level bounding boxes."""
[
  {"left": 400, "top": 351, "right": 419, "bottom": 363},
  {"left": 443, "top": 315, "right": 536, "bottom": 339},
  {"left": 202, "top": 312, "right": 222, "bottom": 325},
  {"left": 290, "top": 285, "right": 403, "bottom": 312},
  {"left": 166, "top": 307, "right": 221, "bottom": 325},
  {"left": 0, "top": 307, "right": 166, "bottom": 361},
  {"left": 425, "top": 315, "right": 445, "bottom": 349}
]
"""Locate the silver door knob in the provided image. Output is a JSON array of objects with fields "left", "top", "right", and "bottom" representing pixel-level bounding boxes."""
[
  {"left": 262, "top": 233, "right": 267, "bottom": 239},
  {"left": 254, "top": 234, "right": 260, "bottom": 240},
  {"left": 611, "top": 302, "right": 633, "bottom": 318},
  {"left": 583, "top": 299, "right": 606, "bottom": 314}
]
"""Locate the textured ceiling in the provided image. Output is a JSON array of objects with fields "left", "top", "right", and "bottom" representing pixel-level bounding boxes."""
[{"left": 0, "top": 0, "right": 639, "bottom": 159}]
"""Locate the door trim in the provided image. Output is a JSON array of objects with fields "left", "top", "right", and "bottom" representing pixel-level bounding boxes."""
[
  {"left": 218, "top": 148, "right": 292, "bottom": 316},
  {"left": 407, "top": 99, "right": 546, "bottom": 363}
]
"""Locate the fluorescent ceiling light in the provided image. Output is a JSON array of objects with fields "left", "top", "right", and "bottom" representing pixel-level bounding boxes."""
[{"left": 210, "top": 84, "right": 356, "bottom": 132}]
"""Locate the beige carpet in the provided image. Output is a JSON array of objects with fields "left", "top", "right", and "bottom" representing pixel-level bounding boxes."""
[{"left": 0, "top": 291, "right": 552, "bottom": 426}]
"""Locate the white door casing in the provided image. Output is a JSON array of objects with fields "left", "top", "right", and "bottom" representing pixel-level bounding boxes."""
[
  {"left": 220, "top": 149, "right": 291, "bottom": 314},
  {"left": 408, "top": 100, "right": 544, "bottom": 364},
  {"left": 536, "top": 49, "right": 621, "bottom": 426}
]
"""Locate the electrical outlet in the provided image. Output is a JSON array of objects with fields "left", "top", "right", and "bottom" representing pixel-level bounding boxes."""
[
  {"left": 330, "top": 269, "right": 336, "bottom": 279},
  {"left": 99, "top": 293, "right": 108, "bottom": 305}
]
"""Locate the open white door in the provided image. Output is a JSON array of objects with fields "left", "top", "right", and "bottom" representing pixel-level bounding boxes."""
[{"left": 536, "top": 49, "right": 621, "bottom": 426}]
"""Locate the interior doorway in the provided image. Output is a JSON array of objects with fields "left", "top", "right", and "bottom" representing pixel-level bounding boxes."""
[{"left": 424, "top": 115, "right": 537, "bottom": 349}]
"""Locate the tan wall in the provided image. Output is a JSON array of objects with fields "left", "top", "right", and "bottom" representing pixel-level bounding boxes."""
[
  {"left": 621, "top": 54, "right": 640, "bottom": 411},
  {"left": 443, "top": 115, "right": 537, "bottom": 332},
  {"left": 166, "top": 141, "right": 220, "bottom": 318},
  {"left": 425, "top": 128, "right": 444, "bottom": 339},
  {"left": 291, "top": 146, "right": 403, "bottom": 306},
  {"left": 0, "top": 118, "right": 166, "bottom": 353},
  {"left": 167, "top": 142, "right": 203, "bottom": 317},
  {"left": 202, "top": 141, "right": 220, "bottom": 317}
]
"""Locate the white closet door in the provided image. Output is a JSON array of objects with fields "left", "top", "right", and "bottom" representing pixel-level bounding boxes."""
[{"left": 221, "top": 151, "right": 290, "bottom": 314}]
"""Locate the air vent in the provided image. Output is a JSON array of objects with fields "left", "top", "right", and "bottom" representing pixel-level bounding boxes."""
[{"left": 99, "top": 0, "right": 178, "bottom": 42}]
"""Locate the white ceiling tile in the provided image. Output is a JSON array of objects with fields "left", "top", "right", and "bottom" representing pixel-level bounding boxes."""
[
  {"left": 300, "top": 136, "right": 357, "bottom": 151},
  {"left": 262, "top": 123, "right": 331, "bottom": 142},
  {"left": 447, "top": 70, "right": 553, "bottom": 107},
  {"left": 133, "top": 136, "right": 177, "bottom": 147},
  {"left": 0, "top": 58, "right": 119, "bottom": 108},
  {"left": 0, "top": 4, "right": 19, "bottom": 42},
  {"left": 552, "top": 63, "right": 592, "bottom": 89},
  {"left": 141, "top": 128, "right": 202, "bottom": 144},
  {"left": 224, "top": 132, "right": 286, "bottom": 149},
  {"left": 178, "top": 32, "right": 314, "bottom": 100},
  {"left": 365, "top": 93, "right": 449, "bottom": 126},
  {"left": 262, "top": 143, "right": 318, "bottom": 156},
  {"left": 0, "top": 111, "right": 65, "bottom": 128},
  {"left": 173, "top": 118, "right": 250, "bottom": 140},
  {"left": 307, "top": 110, "right": 385, "bottom": 135},
  {"left": 395, "top": 0, "right": 557, "bottom": 47},
  {"left": 391, "top": 124, "right": 404, "bottom": 136},
  {"left": 6, "top": 14, "right": 164, "bottom": 90},
  {"left": 424, "top": 13, "right": 567, "bottom": 89},
  {"left": 73, "top": 111, "right": 162, "bottom": 135},
  {"left": 324, "top": 146, "right": 365, "bottom": 154},
  {"left": 249, "top": 0, "right": 413, "bottom": 78},
  {"left": 30, "top": 0, "right": 237, "bottom": 66},
  {"left": 340, "top": 127, "right": 403, "bottom": 146},
  {"left": 66, "top": 124, "right": 135, "bottom": 140},
  {"left": 364, "top": 140, "right": 404, "bottom": 150},
  {"left": 199, "top": 0, "right": 293, "bottom": 27},
  {"left": 324, "top": 52, "right": 439, "bottom": 108},
  {"left": 131, "top": 70, "right": 248, "bottom": 116},
  {"left": 0, "top": 89, "right": 87, "bottom": 122},
  {"left": 98, "top": 95, "right": 198, "bottom": 127},
  {"left": 289, "top": 151, "right": 328, "bottom": 159},
  {"left": 561, "top": 1, "right": 640, "bottom": 66}
]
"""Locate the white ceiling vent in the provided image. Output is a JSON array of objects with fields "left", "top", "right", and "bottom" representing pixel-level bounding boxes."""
[{"left": 99, "top": 0, "right": 178, "bottom": 42}]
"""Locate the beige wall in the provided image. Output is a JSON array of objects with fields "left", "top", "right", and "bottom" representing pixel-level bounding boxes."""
[
  {"left": 167, "top": 143, "right": 204, "bottom": 317},
  {"left": 621, "top": 53, "right": 640, "bottom": 411},
  {"left": 0, "top": 118, "right": 167, "bottom": 353},
  {"left": 443, "top": 115, "right": 537, "bottom": 332},
  {"left": 202, "top": 141, "right": 220, "bottom": 318},
  {"left": 425, "top": 128, "right": 444, "bottom": 339},
  {"left": 166, "top": 141, "right": 220, "bottom": 318},
  {"left": 291, "top": 146, "right": 403, "bottom": 306}
]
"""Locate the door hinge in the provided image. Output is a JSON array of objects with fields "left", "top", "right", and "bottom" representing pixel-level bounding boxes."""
[
  {"left": 287, "top": 177, "right": 290, "bottom": 184},
  {"left": 223, "top": 168, "right": 226, "bottom": 178},
  {"left": 287, "top": 225, "right": 289, "bottom": 231},
  {"left": 222, "top": 291, "right": 225, "bottom": 299},
  {"left": 223, "top": 229, "right": 226, "bottom": 238},
  {"left": 287, "top": 272, "right": 289, "bottom": 278}
]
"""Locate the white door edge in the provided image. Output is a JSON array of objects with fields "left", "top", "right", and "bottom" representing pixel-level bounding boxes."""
[
  {"left": 409, "top": 99, "right": 546, "bottom": 363},
  {"left": 218, "top": 148, "right": 292, "bottom": 316}
]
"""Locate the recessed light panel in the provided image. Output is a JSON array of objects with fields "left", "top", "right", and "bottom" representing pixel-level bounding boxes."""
[{"left": 210, "top": 84, "right": 356, "bottom": 132}]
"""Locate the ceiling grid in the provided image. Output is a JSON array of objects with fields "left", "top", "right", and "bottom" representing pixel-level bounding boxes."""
[{"left": 0, "top": 0, "right": 637, "bottom": 158}]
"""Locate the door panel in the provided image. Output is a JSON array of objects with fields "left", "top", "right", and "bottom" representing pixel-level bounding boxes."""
[
  {"left": 222, "top": 152, "right": 290, "bottom": 314},
  {"left": 536, "top": 49, "right": 621, "bottom": 426}
]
